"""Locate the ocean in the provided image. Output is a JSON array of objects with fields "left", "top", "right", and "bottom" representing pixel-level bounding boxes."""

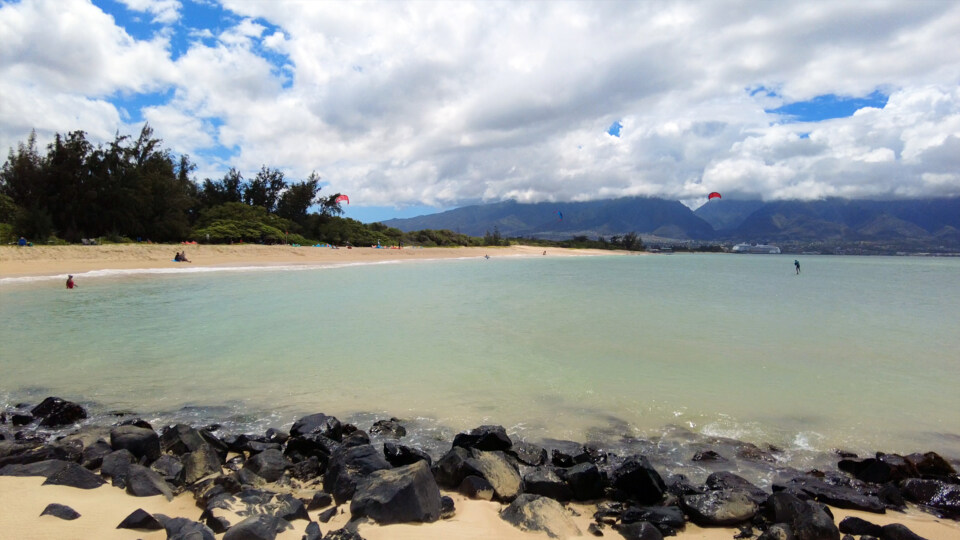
[{"left": 2, "top": 253, "right": 959, "bottom": 468}]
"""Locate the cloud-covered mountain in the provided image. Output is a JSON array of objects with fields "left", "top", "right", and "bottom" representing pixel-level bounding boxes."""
[
  {"left": 383, "top": 197, "right": 715, "bottom": 240},
  {"left": 384, "top": 197, "right": 960, "bottom": 249}
]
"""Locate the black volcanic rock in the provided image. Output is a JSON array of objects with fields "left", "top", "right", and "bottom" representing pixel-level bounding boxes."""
[
  {"left": 350, "top": 460, "right": 441, "bottom": 524},
  {"left": 42, "top": 462, "right": 106, "bottom": 489},
  {"left": 382, "top": 441, "right": 431, "bottom": 467},
  {"left": 681, "top": 489, "right": 758, "bottom": 526},
  {"left": 452, "top": 425, "right": 512, "bottom": 452},
  {"left": 40, "top": 503, "right": 80, "bottom": 520},
  {"left": 125, "top": 464, "right": 173, "bottom": 500},
  {"left": 324, "top": 444, "right": 392, "bottom": 504},
  {"left": 290, "top": 413, "right": 342, "bottom": 441},
  {"left": 610, "top": 456, "right": 667, "bottom": 505},
  {"left": 30, "top": 397, "right": 87, "bottom": 427},
  {"left": 899, "top": 478, "right": 960, "bottom": 518},
  {"left": 110, "top": 425, "right": 161, "bottom": 462},
  {"left": 117, "top": 508, "right": 165, "bottom": 530},
  {"left": 523, "top": 467, "right": 573, "bottom": 502},
  {"left": 560, "top": 462, "right": 606, "bottom": 501},
  {"left": 369, "top": 419, "right": 406, "bottom": 439}
]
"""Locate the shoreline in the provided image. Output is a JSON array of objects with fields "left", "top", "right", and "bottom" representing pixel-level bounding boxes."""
[
  {"left": 2, "top": 400, "right": 959, "bottom": 539},
  {"left": 0, "top": 244, "right": 632, "bottom": 280}
]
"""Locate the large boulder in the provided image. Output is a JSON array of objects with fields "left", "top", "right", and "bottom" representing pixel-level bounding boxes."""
[
  {"left": 382, "top": 441, "right": 431, "bottom": 467},
  {"left": 524, "top": 467, "right": 574, "bottom": 502},
  {"left": 905, "top": 452, "right": 957, "bottom": 478},
  {"left": 434, "top": 446, "right": 522, "bottom": 501},
  {"left": 838, "top": 453, "right": 918, "bottom": 484},
  {"left": 117, "top": 508, "right": 165, "bottom": 530},
  {"left": 222, "top": 514, "right": 287, "bottom": 540},
  {"left": 500, "top": 494, "right": 580, "bottom": 539},
  {"left": 560, "top": 462, "right": 606, "bottom": 501},
  {"left": 243, "top": 448, "right": 289, "bottom": 482},
  {"left": 125, "top": 464, "right": 173, "bottom": 500},
  {"left": 290, "top": 413, "right": 342, "bottom": 441},
  {"left": 150, "top": 454, "right": 185, "bottom": 486},
  {"left": 680, "top": 489, "right": 758, "bottom": 527},
  {"left": 184, "top": 444, "right": 223, "bottom": 484},
  {"left": 101, "top": 449, "right": 136, "bottom": 488},
  {"left": 899, "top": 478, "right": 960, "bottom": 518},
  {"left": 160, "top": 424, "right": 209, "bottom": 456},
  {"left": 42, "top": 462, "right": 106, "bottom": 489},
  {"left": 0, "top": 459, "right": 72, "bottom": 479},
  {"left": 617, "top": 521, "right": 664, "bottom": 540},
  {"left": 610, "top": 456, "right": 667, "bottom": 505},
  {"left": 111, "top": 425, "right": 161, "bottom": 463},
  {"left": 452, "top": 425, "right": 512, "bottom": 452},
  {"left": 284, "top": 433, "right": 340, "bottom": 468},
  {"left": 509, "top": 441, "right": 548, "bottom": 467},
  {"left": 621, "top": 505, "right": 686, "bottom": 536},
  {"left": 350, "top": 460, "right": 441, "bottom": 524},
  {"left": 30, "top": 397, "right": 87, "bottom": 427},
  {"left": 369, "top": 419, "right": 406, "bottom": 439},
  {"left": 791, "top": 500, "right": 840, "bottom": 540},
  {"left": 706, "top": 471, "right": 768, "bottom": 506},
  {"left": 779, "top": 476, "right": 885, "bottom": 513},
  {"left": 324, "top": 444, "right": 392, "bottom": 504},
  {"left": 160, "top": 516, "right": 217, "bottom": 540}
]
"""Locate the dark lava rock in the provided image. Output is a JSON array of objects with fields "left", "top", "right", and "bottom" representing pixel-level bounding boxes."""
[
  {"left": 322, "top": 527, "right": 365, "bottom": 540},
  {"left": 162, "top": 516, "right": 217, "bottom": 540},
  {"left": 509, "top": 440, "right": 548, "bottom": 467},
  {"left": 792, "top": 500, "right": 839, "bottom": 540},
  {"left": 42, "top": 462, "right": 106, "bottom": 489},
  {"left": 617, "top": 520, "right": 664, "bottom": 540},
  {"left": 324, "top": 444, "right": 392, "bottom": 504},
  {"left": 151, "top": 454, "right": 185, "bottom": 485},
  {"left": 898, "top": 478, "right": 960, "bottom": 518},
  {"left": 318, "top": 506, "right": 338, "bottom": 523},
  {"left": 905, "top": 452, "right": 957, "bottom": 478},
  {"left": 342, "top": 430, "right": 371, "bottom": 448},
  {"left": 435, "top": 447, "right": 522, "bottom": 502},
  {"left": 838, "top": 516, "right": 883, "bottom": 536},
  {"left": 222, "top": 514, "right": 287, "bottom": 540},
  {"left": 839, "top": 454, "right": 918, "bottom": 484},
  {"left": 273, "top": 493, "right": 310, "bottom": 522},
  {"left": 101, "top": 449, "right": 136, "bottom": 487},
  {"left": 707, "top": 471, "right": 769, "bottom": 505},
  {"left": 780, "top": 476, "right": 885, "bottom": 513},
  {"left": 610, "top": 456, "right": 667, "bottom": 505},
  {"left": 458, "top": 475, "right": 495, "bottom": 500},
  {"left": 560, "top": 462, "right": 606, "bottom": 501},
  {"left": 125, "top": 464, "right": 174, "bottom": 500},
  {"left": 40, "top": 503, "right": 81, "bottom": 520},
  {"left": 12, "top": 414, "right": 34, "bottom": 426},
  {"left": 692, "top": 450, "right": 728, "bottom": 462},
  {"left": 290, "top": 413, "right": 342, "bottom": 441},
  {"left": 350, "top": 460, "right": 441, "bottom": 524},
  {"left": 764, "top": 491, "right": 810, "bottom": 524},
  {"left": 440, "top": 495, "right": 455, "bottom": 519},
  {"left": 370, "top": 418, "right": 406, "bottom": 439},
  {"left": 0, "top": 459, "right": 71, "bottom": 478},
  {"left": 757, "top": 523, "right": 794, "bottom": 540},
  {"left": 880, "top": 523, "right": 928, "bottom": 540},
  {"left": 284, "top": 433, "right": 340, "bottom": 466},
  {"left": 621, "top": 505, "right": 686, "bottom": 535},
  {"left": 0, "top": 440, "right": 69, "bottom": 467},
  {"left": 500, "top": 493, "right": 581, "bottom": 538},
  {"left": 80, "top": 440, "right": 113, "bottom": 470},
  {"left": 452, "top": 424, "right": 513, "bottom": 452},
  {"left": 244, "top": 448, "right": 289, "bottom": 482},
  {"left": 681, "top": 489, "right": 758, "bottom": 526},
  {"left": 303, "top": 521, "right": 322, "bottom": 540},
  {"left": 160, "top": 424, "right": 208, "bottom": 456},
  {"left": 31, "top": 397, "right": 87, "bottom": 427},
  {"left": 110, "top": 425, "right": 161, "bottom": 462},
  {"left": 117, "top": 508, "right": 165, "bottom": 530},
  {"left": 307, "top": 490, "right": 333, "bottom": 510},
  {"left": 524, "top": 467, "right": 573, "bottom": 502},
  {"left": 184, "top": 443, "right": 223, "bottom": 484},
  {"left": 382, "top": 441, "right": 431, "bottom": 467},
  {"left": 290, "top": 456, "right": 321, "bottom": 481}
]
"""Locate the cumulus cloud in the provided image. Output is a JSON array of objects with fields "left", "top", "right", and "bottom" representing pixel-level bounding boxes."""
[
  {"left": 118, "top": 0, "right": 182, "bottom": 25},
  {"left": 3, "top": 0, "right": 960, "bottom": 205}
]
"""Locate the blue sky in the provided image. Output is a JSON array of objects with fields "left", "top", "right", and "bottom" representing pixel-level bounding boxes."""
[{"left": 2, "top": 0, "right": 959, "bottom": 220}]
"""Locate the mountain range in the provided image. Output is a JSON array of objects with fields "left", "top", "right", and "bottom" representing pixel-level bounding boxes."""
[{"left": 382, "top": 196, "right": 960, "bottom": 250}]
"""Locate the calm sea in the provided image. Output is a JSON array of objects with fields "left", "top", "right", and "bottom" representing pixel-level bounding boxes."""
[{"left": 2, "top": 253, "right": 959, "bottom": 462}]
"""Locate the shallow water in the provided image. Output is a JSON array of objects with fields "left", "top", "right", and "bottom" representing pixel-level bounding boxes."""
[{"left": 2, "top": 254, "right": 959, "bottom": 461}]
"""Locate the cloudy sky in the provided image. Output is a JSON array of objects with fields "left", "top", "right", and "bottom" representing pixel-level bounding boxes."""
[{"left": 2, "top": 0, "right": 960, "bottom": 222}]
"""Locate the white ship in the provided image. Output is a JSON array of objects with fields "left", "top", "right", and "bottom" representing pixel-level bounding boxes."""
[{"left": 731, "top": 243, "right": 781, "bottom": 254}]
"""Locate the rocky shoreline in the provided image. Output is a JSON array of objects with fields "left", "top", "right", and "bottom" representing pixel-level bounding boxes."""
[{"left": 2, "top": 397, "right": 959, "bottom": 540}]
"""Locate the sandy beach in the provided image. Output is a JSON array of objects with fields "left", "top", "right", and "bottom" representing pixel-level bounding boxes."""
[{"left": 0, "top": 244, "right": 626, "bottom": 279}]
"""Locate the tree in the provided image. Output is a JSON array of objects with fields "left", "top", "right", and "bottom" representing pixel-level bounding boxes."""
[
  {"left": 243, "top": 165, "right": 286, "bottom": 213},
  {"left": 276, "top": 171, "right": 321, "bottom": 225}
]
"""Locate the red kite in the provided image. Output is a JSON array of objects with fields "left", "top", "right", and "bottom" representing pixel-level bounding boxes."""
[{"left": 708, "top": 192, "right": 722, "bottom": 200}]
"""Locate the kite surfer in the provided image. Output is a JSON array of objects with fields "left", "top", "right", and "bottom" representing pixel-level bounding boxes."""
[{"left": 794, "top": 259, "right": 801, "bottom": 274}]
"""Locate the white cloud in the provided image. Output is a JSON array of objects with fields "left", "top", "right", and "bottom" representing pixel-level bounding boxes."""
[
  {"left": 117, "top": 0, "right": 181, "bottom": 24},
  {"left": 3, "top": 0, "right": 960, "bottom": 205}
]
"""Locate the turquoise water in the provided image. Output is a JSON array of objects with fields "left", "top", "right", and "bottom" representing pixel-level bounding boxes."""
[{"left": 2, "top": 254, "right": 959, "bottom": 458}]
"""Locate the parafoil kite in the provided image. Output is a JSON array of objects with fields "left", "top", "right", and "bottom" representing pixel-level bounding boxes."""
[
  {"left": 335, "top": 194, "right": 350, "bottom": 204},
  {"left": 557, "top": 211, "right": 563, "bottom": 221},
  {"left": 708, "top": 192, "right": 722, "bottom": 200}
]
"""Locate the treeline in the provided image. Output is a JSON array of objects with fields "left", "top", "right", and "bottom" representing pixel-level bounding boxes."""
[{"left": 0, "top": 125, "right": 478, "bottom": 247}]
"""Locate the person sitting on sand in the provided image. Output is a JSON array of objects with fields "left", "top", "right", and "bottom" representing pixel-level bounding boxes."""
[
  {"left": 180, "top": 251, "right": 191, "bottom": 263},
  {"left": 66, "top": 275, "right": 75, "bottom": 289},
  {"left": 174, "top": 251, "right": 182, "bottom": 262}
]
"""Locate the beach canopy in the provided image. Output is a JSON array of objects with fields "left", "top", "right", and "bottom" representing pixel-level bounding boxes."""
[{"left": 708, "top": 192, "right": 722, "bottom": 200}]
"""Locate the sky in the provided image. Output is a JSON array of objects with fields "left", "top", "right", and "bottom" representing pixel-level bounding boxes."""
[{"left": 2, "top": 1, "right": 960, "bottom": 222}]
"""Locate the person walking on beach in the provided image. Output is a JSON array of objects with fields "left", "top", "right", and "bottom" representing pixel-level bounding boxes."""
[
  {"left": 794, "top": 259, "right": 801, "bottom": 274},
  {"left": 66, "top": 275, "right": 75, "bottom": 289}
]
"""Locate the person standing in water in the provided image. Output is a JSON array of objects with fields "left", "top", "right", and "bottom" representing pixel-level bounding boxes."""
[
  {"left": 66, "top": 275, "right": 76, "bottom": 289},
  {"left": 794, "top": 259, "right": 801, "bottom": 274}
]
